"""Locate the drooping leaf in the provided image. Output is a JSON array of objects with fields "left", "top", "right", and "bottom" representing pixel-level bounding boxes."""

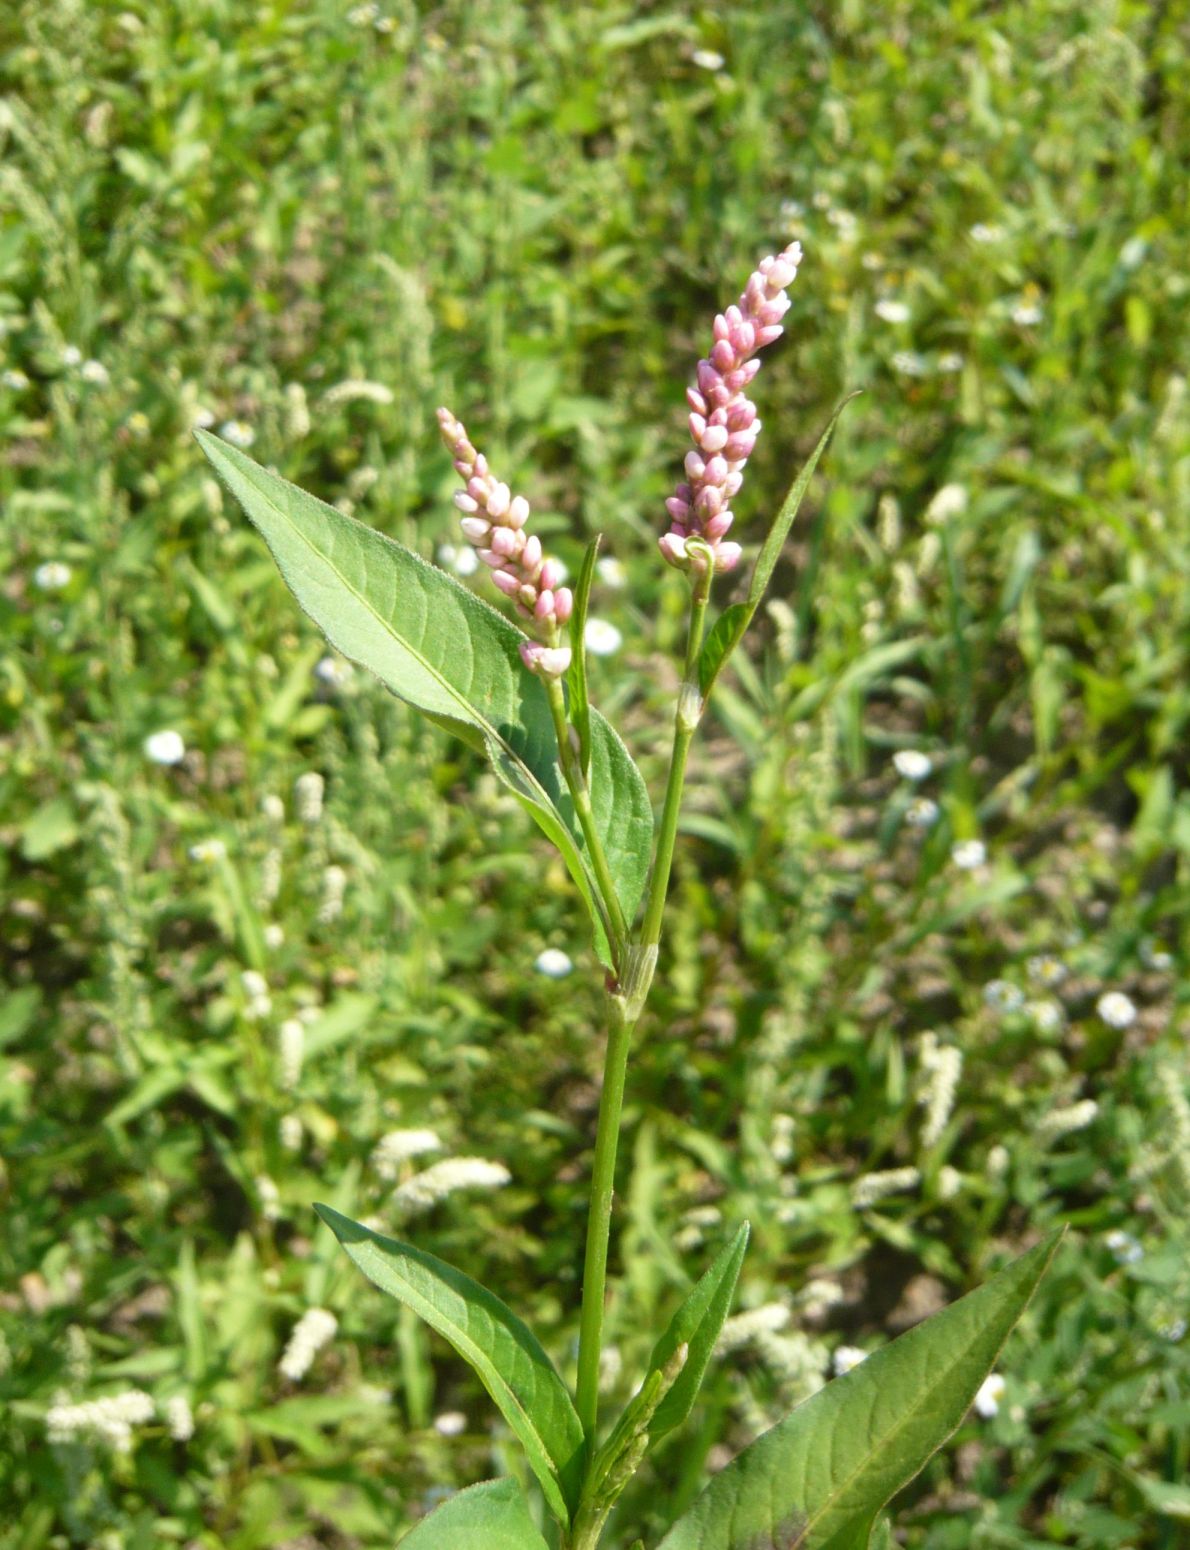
[
  {"left": 699, "top": 395, "right": 858, "bottom": 699},
  {"left": 196, "top": 432, "right": 651, "bottom": 966},
  {"left": 314, "top": 1205, "right": 584, "bottom": 1527},
  {"left": 657, "top": 1231, "right": 1062, "bottom": 1550},
  {"left": 398, "top": 1477, "right": 551, "bottom": 1549},
  {"left": 566, "top": 534, "right": 601, "bottom": 777}
]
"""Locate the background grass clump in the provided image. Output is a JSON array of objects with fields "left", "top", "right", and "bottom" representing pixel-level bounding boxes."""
[{"left": 1, "top": 0, "right": 1188, "bottom": 1545}]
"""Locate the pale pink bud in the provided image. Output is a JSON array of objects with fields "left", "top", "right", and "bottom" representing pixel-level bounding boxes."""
[
  {"left": 703, "top": 454, "right": 729, "bottom": 485},
  {"left": 507, "top": 495, "right": 530, "bottom": 530},
  {"left": 688, "top": 412, "right": 708, "bottom": 441},
  {"left": 534, "top": 589, "right": 555, "bottom": 621},
  {"left": 467, "top": 476, "right": 488, "bottom": 503},
  {"left": 710, "top": 338, "right": 736, "bottom": 373},
  {"left": 658, "top": 532, "right": 689, "bottom": 568},
  {"left": 518, "top": 583, "right": 537, "bottom": 611},
  {"left": 454, "top": 458, "right": 472, "bottom": 477},
  {"left": 492, "top": 569, "right": 521, "bottom": 596},
  {"left": 715, "top": 541, "right": 742, "bottom": 571},
  {"left": 756, "top": 324, "right": 783, "bottom": 348},
  {"left": 694, "top": 485, "right": 723, "bottom": 518},
  {"left": 723, "top": 471, "right": 744, "bottom": 498},
  {"left": 713, "top": 313, "right": 730, "bottom": 341},
  {"left": 538, "top": 558, "right": 563, "bottom": 591},
  {"left": 554, "top": 587, "right": 573, "bottom": 623},
  {"left": 684, "top": 451, "right": 706, "bottom": 481},
  {"left": 473, "top": 453, "right": 489, "bottom": 477},
  {"left": 705, "top": 510, "right": 734, "bottom": 540},
  {"left": 697, "top": 360, "right": 721, "bottom": 395},
  {"left": 666, "top": 495, "right": 692, "bottom": 523},
  {"left": 724, "top": 431, "right": 758, "bottom": 461},
  {"left": 686, "top": 387, "right": 707, "bottom": 414},
  {"left": 726, "top": 400, "right": 756, "bottom": 430},
  {"left": 521, "top": 534, "right": 542, "bottom": 573},
  {"left": 519, "top": 641, "right": 572, "bottom": 678},
  {"left": 460, "top": 516, "right": 491, "bottom": 543},
  {"left": 454, "top": 491, "right": 479, "bottom": 513},
  {"left": 490, "top": 526, "right": 520, "bottom": 558},
  {"left": 699, "top": 424, "right": 729, "bottom": 454},
  {"left": 487, "top": 482, "right": 511, "bottom": 519},
  {"left": 731, "top": 319, "right": 757, "bottom": 354},
  {"left": 479, "top": 549, "right": 504, "bottom": 568}
]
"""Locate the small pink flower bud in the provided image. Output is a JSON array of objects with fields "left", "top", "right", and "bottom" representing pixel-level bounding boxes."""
[
  {"left": 703, "top": 454, "right": 729, "bottom": 485},
  {"left": 695, "top": 485, "right": 723, "bottom": 518},
  {"left": 520, "top": 641, "right": 572, "bottom": 678},
  {"left": 467, "top": 476, "right": 488, "bottom": 503},
  {"left": 521, "top": 534, "right": 542, "bottom": 573},
  {"left": 534, "top": 589, "right": 554, "bottom": 621},
  {"left": 756, "top": 324, "right": 784, "bottom": 348},
  {"left": 699, "top": 424, "right": 729, "bottom": 454},
  {"left": 697, "top": 360, "right": 721, "bottom": 395},
  {"left": 479, "top": 549, "right": 504, "bottom": 568},
  {"left": 554, "top": 587, "right": 573, "bottom": 623},
  {"left": 686, "top": 387, "right": 708, "bottom": 414},
  {"left": 715, "top": 541, "right": 742, "bottom": 571},
  {"left": 665, "top": 495, "right": 692, "bottom": 523},
  {"left": 724, "top": 431, "right": 757, "bottom": 461},
  {"left": 538, "top": 558, "right": 563, "bottom": 591},
  {"left": 688, "top": 412, "right": 708, "bottom": 441},
  {"left": 705, "top": 510, "right": 734, "bottom": 540},
  {"left": 518, "top": 582, "right": 537, "bottom": 611},
  {"left": 684, "top": 452, "right": 706, "bottom": 481},
  {"left": 507, "top": 495, "right": 530, "bottom": 529},
  {"left": 658, "top": 532, "right": 690, "bottom": 568},
  {"left": 459, "top": 516, "right": 491, "bottom": 543},
  {"left": 710, "top": 338, "right": 736, "bottom": 373},
  {"left": 731, "top": 320, "right": 757, "bottom": 354},
  {"left": 490, "top": 525, "right": 520, "bottom": 558},
  {"left": 454, "top": 491, "right": 479, "bottom": 513},
  {"left": 492, "top": 569, "right": 521, "bottom": 596},
  {"left": 487, "top": 482, "right": 511, "bottom": 519},
  {"left": 713, "top": 313, "right": 730, "bottom": 341},
  {"left": 724, "top": 471, "right": 744, "bottom": 498}
]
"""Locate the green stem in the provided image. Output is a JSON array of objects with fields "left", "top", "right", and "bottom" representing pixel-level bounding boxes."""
[{"left": 546, "top": 677, "right": 629, "bottom": 957}]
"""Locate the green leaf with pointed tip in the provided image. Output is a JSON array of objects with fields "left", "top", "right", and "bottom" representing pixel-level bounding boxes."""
[
  {"left": 566, "top": 535, "right": 601, "bottom": 778},
  {"left": 699, "top": 395, "right": 858, "bottom": 699},
  {"left": 398, "top": 1477, "right": 550, "bottom": 1549},
  {"left": 195, "top": 432, "right": 651, "bottom": 967},
  {"left": 657, "top": 1230, "right": 1062, "bottom": 1550},
  {"left": 314, "top": 1205, "right": 584, "bottom": 1528},
  {"left": 625, "top": 1223, "right": 750, "bottom": 1449}
]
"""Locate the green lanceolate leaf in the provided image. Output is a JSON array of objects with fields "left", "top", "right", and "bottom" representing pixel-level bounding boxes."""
[
  {"left": 398, "top": 1477, "right": 550, "bottom": 1549},
  {"left": 699, "top": 395, "right": 859, "bottom": 700},
  {"left": 657, "top": 1230, "right": 1063, "bottom": 1550},
  {"left": 196, "top": 433, "right": 651, "bottom": 968},
  {"left": 314, "top": 1206, "right": 585, "bottom": 1528},
  {"left": 618, "top": 1222, "right": 749, "bottom": 1454},
  {"left": 567, "top": 534, "right": 601, "bottom": 778}
]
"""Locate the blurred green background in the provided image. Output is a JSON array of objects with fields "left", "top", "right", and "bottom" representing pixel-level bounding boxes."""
[{"left": 2, "top": 1, "right": 1188, "bottom": 1545}]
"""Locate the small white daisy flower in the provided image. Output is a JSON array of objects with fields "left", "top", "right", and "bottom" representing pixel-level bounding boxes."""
[
  {"left": 219, "top": 419, "right": 255, "bottom": 448},
  {"left": 61, "top": 345, "right": 83, "bottom": 367},
  {"left": 192, "top": 406, "right": 217, "bottom": 429},
  {"left": 80, "top": 359, "right": 110, "bottom": 386},
  {"left": 1011, "top": 302, "right": 1043, "bottom": 327},
  {"left": 1105, "top": 1229, "right": 1142, "bottom": 1266},
  {"left": 905, "top": 796, "right": 940, "bottom": 830},
  {"left": 596, "top": 555, "right": 626, "bottom": 589},
  {"left": 584, "top": 618, "right": 623, "bottom": 656},
  {"left": 691, "top": 49, "right": 725, "bottom": 71},
  {"left": 1096, "top": 991, "right": 1137, "bottom": 1029},
  {"left": 969, "top": 223, "right": 1003, "bottom": 244},
  {"left": 433, "top": 1411, "right": 467, "bottom": 1436},
  {"left": 974, "top": 1373, "right": 1005, "bottom": 1417},
  {"left": 893, "top": 749, "right": 932, "bottom": 781},
  {"left": 951, "top": 839, "right": 987, "bottom": 870},
  {"left": 144, "top": 729, "right": 185, "bottom": 765},
  {"left": 535, "top": 948, "right": 573, "bottom": 979},
  {"left": 874, "top": 299, "right": 910, "bottom": 324},
  {"left": 188, "top": 838, "right": 227, "bottom": 863},
  {"left": 34, "top": 561, "right": 72, "bottom": 591},
  {"left": 983, "top": 979, "right": 1024, "bottom": 1013},
  {"left": 936, "top": 352, "right": 964, "bottom": 373}
]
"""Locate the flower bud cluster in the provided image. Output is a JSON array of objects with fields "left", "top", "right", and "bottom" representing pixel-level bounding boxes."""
[
  {"left": 437, "top": 407, "right": 573, "bottom": 679},
  {"left": 661, "top": 242, "right": 803, "bottom": 574}
]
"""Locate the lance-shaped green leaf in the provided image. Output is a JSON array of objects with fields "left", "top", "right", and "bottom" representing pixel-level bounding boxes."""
[
  {"left": 611, "top": 1222, "right": 749, "bottom": 1463},
  {"left": 657, "top": 1230, "right": 1062, "bottom": 1550},
  {"left": 566, "top": 534, "right": 601, "bottom": 777},
  {"left": 196, "top": 432, "right": 651, "bottom": 967},
  {"left": 699, "top": 395, "right": 858, "bottom": 700},
  {"left": 399, "top": 1477, "right": 550, "bottom": 1549},
  {"left": 314, "top": 1206, "right": 585, "bottom": 1528}
]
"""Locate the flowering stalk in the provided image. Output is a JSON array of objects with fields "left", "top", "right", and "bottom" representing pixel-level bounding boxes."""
[
  {"left": 659, "top": 241, "right": 802, "bottom": 575},
  {"left": 437, "top": 407, "right": 574, "bottom": 679}
]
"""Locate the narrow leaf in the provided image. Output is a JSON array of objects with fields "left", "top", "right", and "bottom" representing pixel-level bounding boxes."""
[
  {"left": 196, "top": 433, "right": 651, "bottom": 967},
  {"left": 314, "top": 1205, "right": 584, "bottom": 1527},
  {"left": 699, "top": 395, "right": 858, "bottom": 699},
  {"left": 566, "top": 535, "right": 601, "bottom": 777},
  {"left": 399, "top": 1477, "right": 550, "bottom": 1549},
  {"left": 657, "top": 1231, "right": 1062, "bottom": 1550},
  {"left": 624, "top": 1223, "right": 749, "bottom": 1449}
]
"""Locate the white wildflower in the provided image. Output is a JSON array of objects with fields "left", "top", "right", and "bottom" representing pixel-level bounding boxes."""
[
  {"left": 256, "top": 1174, "right": 283, "bottom": 1221},
  {"left": 1037, "top": 1098, "right": 1098, "bottom": 1142},
  {"left": 46, "top": 1389, "right": 155, "bottom": 1452},
  {"left": 192, "top": 406, "right": 217, "bottom": 430},
  {"left": 280, "top": 1113, "right": 303, "bottom": 1151},
  {"left": 1096, "top": 991, "right": 1136, "bottom": 1029},
  {"left": 219, "top": 419, "right": 255, "bottom": 448},
  {"left": 936, "top": 352, "right": 964, "bottom": 373},
  {"left": 263, "top": 922, "right": 285, "bottom": 949},
  {"left": 437, "top": 543, "right": 480, "bottom": 577},
  {"left": 951, "top": 838, "right": 987, "bottom": 870},
  {"left": 771, "top": 1112, "right": 796, "bottom": 1164},
  {"left": 986, "top": 1143, "right": 1010, "bottom": 1178},
  {"left": 851, "top": 1166, "right": 920, "bottom": 1208},
  {"left": 433, "top": 1410, "right": 467, "bottom": 1436},
  {"left": 893, "top": 749, "right": 932, "bottom": 782},
  {"left": 780, "top": 199, "right": 806, "bottom": 223},
  {"left": 691, "top": 49, "right": 725, "bottom": 71},
  {"left": 1027, "top": 999, "right": 1063, "bottom": 1033},
  {"left": 188, "top": 838, "right": 226, "bottom": 863},
  {"left": 278, "top": 1019, "right": 304, "bottom": 1090},
  {"left": 938, "top": 1164, "right": 963, "bottom": 1200},
  {"left": 81, "top": 359, "right": 109, "bottom": 386},
  {"left": 165, "top": 1393, "right": 194, "bottom": 1441},
  {"left": 318, "top": 864, "right": 347, "bottom": 924},
  {"left": 925, "top": 483, "right": 968, "bottom": 524},
  {"left": 832, "top": 1345, "right": 868, "bottom": 1376},
  {"left": 596, "top": 555, "right": 626, "bottom": 588},
  {"left": 261, "top": 793, "right": 285, "bottom": 824},
  {"left": 1139, "top": 938, "right": 1173, "bottom": 972},
  {"left": 1027, "top": 954, "right": 1067, "bottom": 987},
  {"left": 374, "top": 14, "right": 395, "bottom": 33},
  {"left": 969, "top": 223, "right": 1003, "bottom": 244},
  {"left": 918, "top": 1033, "right": 962, "bottom": 1147},
  {"left": 372, "top": 1128, "right": 443, "bottom": 1179},
  {"left": 1012, "top": 301, "right": 1043, "bottom": 327},
  {"left": 315, "top": 654, "right": 354, "bottom": 686},
  {"left": 278, "top": 1308, "right": 337, "bottom": 1382},
  {"left": 891, "top": 350, "right": 927, "bottom": 376},
  {"left": 717, "top": 1302, "right": 790, "bottom": 1353},
  {"left": 144, "top": 729, "right": 186, "bottom": 765},
  {"left": 2, "top": 368, "right": 30, "bottom": 390},
  {"left": 584, "top": 618, "right": 623, "bottom": 656},
  {"left": 874, "top": 298, "right": 910, "bottom": 324},
  {"left": 984, "top": 979, "right": 1024, "bottom": 1013},
  {"left": 284, "top": 380, "right": 310, "bottom": 438},
  {"left": 905, "top": 796, "right": 940, "bottom": 830},
  {"left": 61, "top": 345, "right": 83, "bottom": 367},
  {"left": 974, "top": 1373, "right": 1005, "bottom": 1417},
  {"left": 34, "top": 561, "right": 73, "bottom": 591},
  {"left": 347, "top": 3, "right": 378, "bottom": 24},
  {"left": 241, "top": 969, "right": 271, "bottom": 1019},
  {"left": 295, "top": 771, "right": 325, "bottom": 824},
  {"left": 393, "top": 1157, "right": 511, "bottom": 1215},
  {"left": 1105, "top": 1229, "right": 1142, "bottom": 1266},
  {"left": 321, "top": 378, "right": 394, "bottom": 407},
  {"left": 534, "top": 948, "right": 573, "bottom": 978}
]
